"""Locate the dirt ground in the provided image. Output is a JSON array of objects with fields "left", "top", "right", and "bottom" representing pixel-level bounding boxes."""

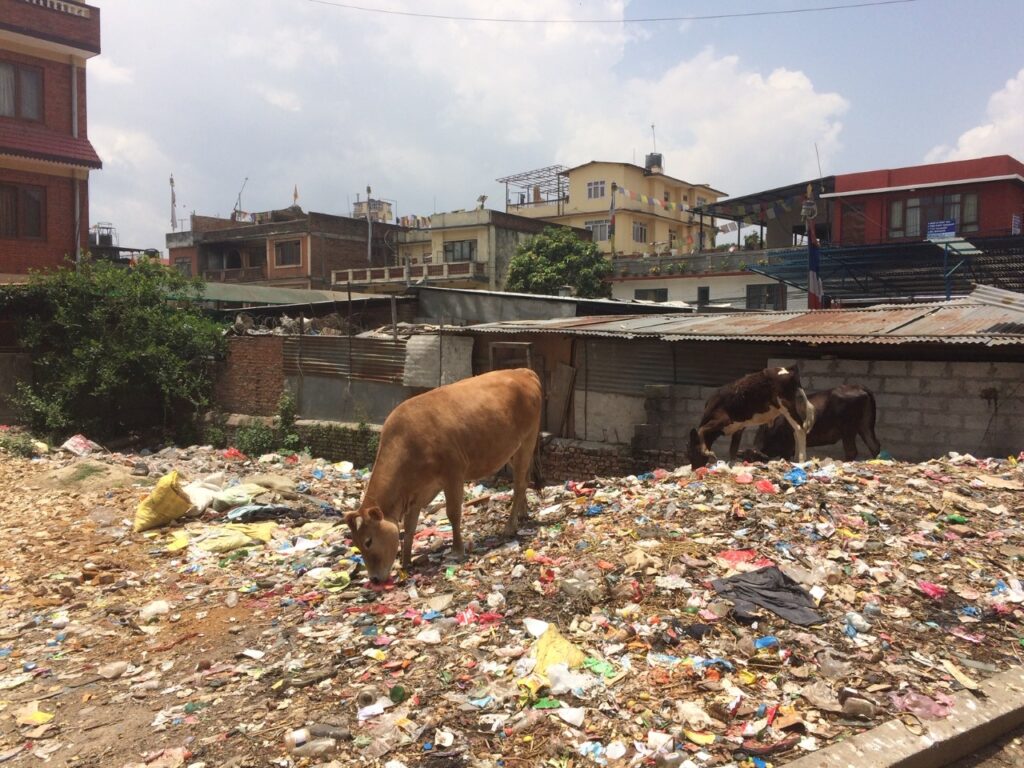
[{"left": 2, "top": 447, "right": 1024, "bottom": 768}]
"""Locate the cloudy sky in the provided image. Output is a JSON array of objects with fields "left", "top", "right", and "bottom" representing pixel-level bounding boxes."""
[{"left": 86, "top": 0, "right": 1024, "bottom": 250}]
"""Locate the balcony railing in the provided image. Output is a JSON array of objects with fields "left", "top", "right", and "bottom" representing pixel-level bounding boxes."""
[
  {"left": 611, "top": 247, "right": 800, "bottom": 278},
  {"left": 202, "top": 266, "right": 267, "bottom": 282},
  {"left": 21, "top": 0, "right": 91, "bottom": 16},
  {"left": 332, "top": 261, "right": 488, "bottom": 286}
]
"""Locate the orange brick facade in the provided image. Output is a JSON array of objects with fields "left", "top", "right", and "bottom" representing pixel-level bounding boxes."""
[
  {"left": 0, "top": 0, "right": 101, "bottom": 278},
  {"left": 214, "top": 337, "right": 286, "bottom": 416}
]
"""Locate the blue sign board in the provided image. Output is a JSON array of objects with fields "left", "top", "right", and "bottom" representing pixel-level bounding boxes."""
[{"left": 926, "top": 219, "right": 957, "bottom": 239}]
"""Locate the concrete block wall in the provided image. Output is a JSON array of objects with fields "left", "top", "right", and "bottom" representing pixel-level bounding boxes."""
[
  {"left": 634, "top": 383, "right": 716, "bottom": 453},
  {"left": 771, "top": 357, "right": 1024, "bottom": 462}
]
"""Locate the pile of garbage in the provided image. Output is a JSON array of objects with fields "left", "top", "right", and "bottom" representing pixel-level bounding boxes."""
[{"left": 1, "top": 440, "right": 1023, "bottom": 767}]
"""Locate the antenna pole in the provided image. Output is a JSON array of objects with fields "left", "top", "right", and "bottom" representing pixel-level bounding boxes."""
[{"left": 235, "top": 177, "right": 248, "bottom": 216}]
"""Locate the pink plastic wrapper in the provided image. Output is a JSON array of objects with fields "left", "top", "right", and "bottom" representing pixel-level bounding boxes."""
[
  {"left": 890, "top": 690, "right": 955, "bottom": 719},
  {"left": 917, "top": 581, "right": 948, "bottom": 600}
]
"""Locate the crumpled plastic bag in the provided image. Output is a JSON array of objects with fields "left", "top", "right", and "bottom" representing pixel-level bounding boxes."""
[{"left": 134, "top": 471, "right": 193, "bottom": 532}]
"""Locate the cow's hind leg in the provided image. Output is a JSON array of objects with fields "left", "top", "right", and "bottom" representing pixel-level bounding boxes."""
[
  {"left": 505, "top": 431, "right": 538, "bottom": 537},
  {"left": 443, "top": 480, "right": 466, "bottom": 560}
]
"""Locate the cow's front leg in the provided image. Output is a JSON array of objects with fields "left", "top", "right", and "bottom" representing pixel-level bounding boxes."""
[
  {"left": 729, "top": 429, "right": 744, "bottom": 462},
  {"left": 401, "top": 506, "right": 420, "bottom": 571},
  {"left": 781, "top": 411, "right": 809, "bottom": 463}
]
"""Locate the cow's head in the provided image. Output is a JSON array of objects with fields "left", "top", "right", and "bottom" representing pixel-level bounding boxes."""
[
  {"left": 688, "top": 428, "right": 716, "bottom": 469},
  {"left": 345, "top": 506, "right": 400, "bottom": 583}
]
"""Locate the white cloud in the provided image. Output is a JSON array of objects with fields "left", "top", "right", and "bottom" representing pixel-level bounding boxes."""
[
  {"left": 89, "top": 56, "right": 133, "bottom": 84},
  {"left": 85, "top": 0, "right": 848, "bottom": 248},
  {"left": 257, "top": 87, "right": 302, "bottom": 112},
  {"left": 90, "top": 125, "right": 171, "bottom": 173},
  {"left": 926, "top": 68, "right": 1024, "bottom": 162}
]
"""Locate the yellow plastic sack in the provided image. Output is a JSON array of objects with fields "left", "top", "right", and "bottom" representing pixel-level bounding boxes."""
[
  {"left": 134, "top": 472, "right": 193, "bottom": 532},
  {"left": 195, "top": 522, "right": 277, "bottom": 553},
  {"left": 533, "top": 625, "right": 586, "bottom": 679}
]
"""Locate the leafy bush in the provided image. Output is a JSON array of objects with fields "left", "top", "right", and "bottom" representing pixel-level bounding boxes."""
[
  {"left": 234, "top": 419, "right": 275, "bottom": 458},
  {"left": 276, "top": 391, "right": 301, "bottom": 452},
  {"left": 202, "top": 411, "right": 229, "bottom": 449},
  {"left": 0, "top": 258, "right": 226, "bottom": 441},
  {"left": 0, "top": 430, "right": 35, "bottom": 457}
]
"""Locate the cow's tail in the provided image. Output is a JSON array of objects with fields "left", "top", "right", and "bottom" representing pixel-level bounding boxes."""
[
  {"left": 796, "top": 387, "right": 816, "bottom": 433},
  {"left": 862, "top": 389, "right": 882, "bottom": 457}
]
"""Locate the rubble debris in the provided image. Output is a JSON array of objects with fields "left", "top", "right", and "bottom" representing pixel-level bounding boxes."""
[{"left": 0, "top": 445, "right": 1023, "bottom": 766}]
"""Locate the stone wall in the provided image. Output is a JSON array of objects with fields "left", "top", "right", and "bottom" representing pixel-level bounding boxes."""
[
  {"left": 295, "top": 419, "right": 380, "bottom": 467},
  {"left": 540, "top": 438, "right": 687, "bottom": 483}
]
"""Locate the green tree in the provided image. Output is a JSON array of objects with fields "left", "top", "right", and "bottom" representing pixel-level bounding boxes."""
[
  {"left": 505, "top": 226, "right": 612, "bottom": 298},
  {"left": 0, "top": 258, "right": 226, "bottom": 441}
]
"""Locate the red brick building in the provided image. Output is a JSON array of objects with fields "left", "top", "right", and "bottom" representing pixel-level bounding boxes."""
[
  {"left": 0, "top": 0, "right": 102, "bottom": 281},
  {"left": 825, "top": 154, "right": 1024, "bottom": 245},
  {"left": 166, "top": 207, "right": 402, "bottom": 290}
]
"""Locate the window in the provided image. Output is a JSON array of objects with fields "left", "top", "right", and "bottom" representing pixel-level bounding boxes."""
[
  {"left": 843, "top": 202, "right": 867, "bottom": 244},
  {"left": 943, "top": 193, "right": 961, "bottom": 226},
  {"left": 443, "top": 239, "right": 476, "bottom": 262},
  {"left": 275, "top": 239, "right": 301, "bottom": 267},
  {"left": 586, "top": 180, "right": 606, "bottom": 199},
  {"left": 0, "top": 183, "right": 45, "bottom": 239},
  {"left": 634, "top": 288, "right": 668, "bottom": 302},
  {"left": 888, "top": 199, "right": 904, "bottom": 238},
  {"left": 746, "top": 283, "right": 787, "bottom": 310},
  {"left": 962, "top": 192, "right": 979, "bottom": 232},
  {"left": 0, "top": 62, "right": 43, "bottom": 121},
  {"left": 174, "top": 258, "right": 192, "bottom": 277},
  {"left": 584, "top": 219, "right": 609, "bottom": 241},
  {"left": 697, "top": 286, "right": 710, "bottom": 306},
  {"left": 905, "top": 198, "right": 921, "bottom": 237},
  {"left": 632, "top": 220, "right": 648, "bottom": 244}
]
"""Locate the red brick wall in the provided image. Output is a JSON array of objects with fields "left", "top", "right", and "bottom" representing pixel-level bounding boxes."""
[
  {"left": 215, "top": 337, "right": 285, "bottom": 416},
  {"left": 834, "top": 179, "right": 1024, "bottom": 244},
  {"left": 0, "top": 169, "right": 85, "bottom": 272},
  {"left": 0, "top": 0, "right": 100, "bottom": 55}
]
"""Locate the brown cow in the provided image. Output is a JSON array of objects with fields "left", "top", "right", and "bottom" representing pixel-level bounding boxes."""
[
  {"left": 756, "top": 384, "right": 881, "bottom": 461},
  {"left": 345, "top": 368, "right": 542, "bottom": 583},
  {"left": 688, "top": 367, "right": 814, "bottom": 468}
]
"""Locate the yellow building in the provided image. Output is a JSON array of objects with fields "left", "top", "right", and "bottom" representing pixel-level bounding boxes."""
[{"left": 498, "top": 155, "right": 725, "bottom": 256}]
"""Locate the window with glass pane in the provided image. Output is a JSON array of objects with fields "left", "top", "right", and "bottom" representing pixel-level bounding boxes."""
[
  {"left": 275, "top": 240, "right": 301, "bottom": 266},
  {"left": 585, "top": 219, "right": 609, "bottom": 241},
  {"left": 962, "top": 193, "right": 979, "bottom": 232},
  {"left": 21, "top": 187, "right": 43, "bottom": 237},
  {"left": 443, "top": 240, "right": 476, "bottom": 262},
  {"left": 634, "top": 288, "right": 668, "bottom": 302},
  {"left": 943, "top": 193, "right": 961, "bottom": 224},
  {"left": 0, "top": 63, "right": 14, "bottom": 117},
  {"left": 586, "top": 181, "right": 606, "bottom": 199},
  {"left": 19, "top": 68, "right": 41, "bottom": 120},
  {"left": 888, "top": 200, "right": 904, "bottom": 238},
  {"left": 905, "top": 198, "right": 921, "bottom": 237},
  {"left": 632, "top": 221, "right": 647, "bottom": 243}
]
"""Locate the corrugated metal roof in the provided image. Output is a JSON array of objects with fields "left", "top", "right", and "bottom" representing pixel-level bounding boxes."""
[
  {"left": 456, "top": 290, "right": 1024, "bottom": 347},
  {"left": 199, "top": 282, "right": 380, "bottom": 305}
]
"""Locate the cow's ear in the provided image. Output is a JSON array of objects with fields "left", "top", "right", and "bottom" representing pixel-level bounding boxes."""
[
  {"left": 366, "top": 506, "right": 384, "bottom": 522},
  {"left": 344, "top": 510, "right": 362, "bottom": 532}
]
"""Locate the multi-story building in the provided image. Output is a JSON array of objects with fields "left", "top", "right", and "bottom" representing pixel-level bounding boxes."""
[
  {"left": 609, "top": 154, "right": 1024, "bottom": 309},
  {"left": 332, "top": 207, "right": 588, "bottom": 294},
  {"left": 825, "top": 154, "right": 1024, "bottom": 245},
  {"left": 498, "top": 154, "right": 725, "bottom": 257},
  {"left": 166, "top": 205, "right": 401, "bottom": 291},
  {"left": 0, "top": 0, "right": 102, "bottom": 281}
]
